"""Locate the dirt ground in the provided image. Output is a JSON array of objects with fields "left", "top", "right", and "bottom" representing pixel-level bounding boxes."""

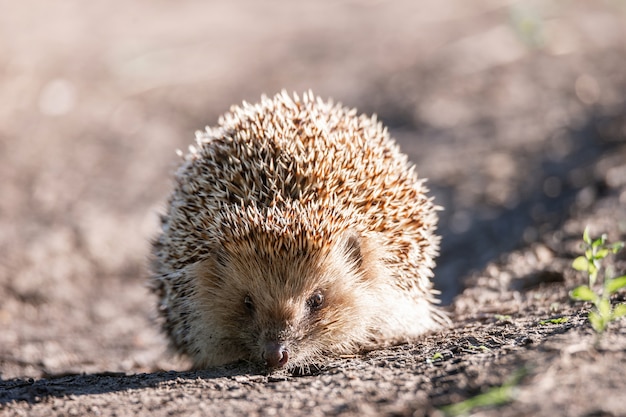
[{"left": 1, "top": 1, "right": 626, "bottom": 416}]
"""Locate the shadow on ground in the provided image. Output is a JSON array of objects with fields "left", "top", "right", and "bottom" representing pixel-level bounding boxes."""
[
  {"left": 434, "top": 109, "right": 626, "bottom": 303},
  {"left": 0, "top": 367, "right": 253, "bottom": 405}
]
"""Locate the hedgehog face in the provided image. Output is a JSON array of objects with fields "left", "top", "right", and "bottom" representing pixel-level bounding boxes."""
[{"left": 192, "top": 231, "right": 384, "bottom": 370}]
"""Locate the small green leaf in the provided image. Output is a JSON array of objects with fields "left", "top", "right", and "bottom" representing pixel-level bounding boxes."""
[
  {"left": 595, "top": 248, "right": 610, "bottom": 259},
  {"left": 570, "top": 285, "right": 597, "bottom": 302},
  {"left": 598, "top": 298, "right": 611, "bottom": 318},
  {"left": 468, "top": 345, "right": 491, "bottom": 352},
  {"left": 431, "top": 352, "right": 444, "bottom": 361},
  {"left": 606, "top": 276, "right": 626, "bottom": 295},
  {"left": 591, "top": 235, "right": 605, "bottom": 248},
  {"left": 589, "top": 310, "right": 606, "bottom": 333},
  {"left": 611, "top": 304, "right": 626, "bottom": 319},
  {"left": 439, "top": 368, "right": 525, "bottom": 416},
  {"left": 572, "top": 256, "right": 589, "bottom": 272},
  {"left": 539, "top": 317, "right": 568, "bottom": 325},
  {"left": 583, "top": 227, "right": 591, "bottom": 245}
]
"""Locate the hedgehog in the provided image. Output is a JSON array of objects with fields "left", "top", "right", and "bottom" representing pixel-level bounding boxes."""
[{"left": 150, "top": 91, "right": 447, "bottom": 371}]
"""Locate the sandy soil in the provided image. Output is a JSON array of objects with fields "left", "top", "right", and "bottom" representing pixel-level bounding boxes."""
[{"left": 1, "top": 1, "right": 626, "bottom": 416}]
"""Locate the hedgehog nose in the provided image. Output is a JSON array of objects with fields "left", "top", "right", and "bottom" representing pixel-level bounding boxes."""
[{"left": 264, "top": 342, "right": 289, "bottom": 368}]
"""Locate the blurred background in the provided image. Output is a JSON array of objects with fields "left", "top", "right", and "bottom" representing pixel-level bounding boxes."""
[{"left": 1, "top": 0, "right": 625, "bottom": 378}]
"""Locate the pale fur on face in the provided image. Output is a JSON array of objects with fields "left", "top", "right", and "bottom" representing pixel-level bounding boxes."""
[
  {"left": 163, "top": 227, "right": 438, "bottom": 370},
  {"left": 184, "top": 230, "right": 379, "bottom": 369}
]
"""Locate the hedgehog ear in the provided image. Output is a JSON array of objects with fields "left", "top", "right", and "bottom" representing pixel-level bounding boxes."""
[
  {"left": 214, "top": 247, "right": 229, "bottom": 269},
  {"left": 194, "top": 249, "right": 228, "bottom": 287},
  {"left": 342, "top": 231, "right": 363, "bottom": 270}
]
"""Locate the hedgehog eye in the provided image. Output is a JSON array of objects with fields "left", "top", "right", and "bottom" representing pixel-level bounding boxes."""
[
  {"left": 243, "top": 295, "right": 255, "bottom": 313},
  {"left": 307, "top": 291, "right": 324, "bottom": 311}
]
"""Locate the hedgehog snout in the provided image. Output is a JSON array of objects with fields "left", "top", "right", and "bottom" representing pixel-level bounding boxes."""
[{"left": 264, "top": 341, "right": 289, "bottom": 368}]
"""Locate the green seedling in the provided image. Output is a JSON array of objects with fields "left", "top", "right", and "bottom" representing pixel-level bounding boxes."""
[
  {"left": 467, "top": 344, "right": 490, "bottom": 353},
  {"left": 570, "top": 227, "right": 626, "bottom": 334},
  {"left": 539, "top": 317, "right": 568, "bottom": 325},
  {"left": 430, "top": 352, "right": 444, "bottom": 362},
  {"left": 440, "top": 368, "right": 526, "bottom": 416},
  {"left": 494, "top": 314, "right": 512, "bottom": 321}
]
